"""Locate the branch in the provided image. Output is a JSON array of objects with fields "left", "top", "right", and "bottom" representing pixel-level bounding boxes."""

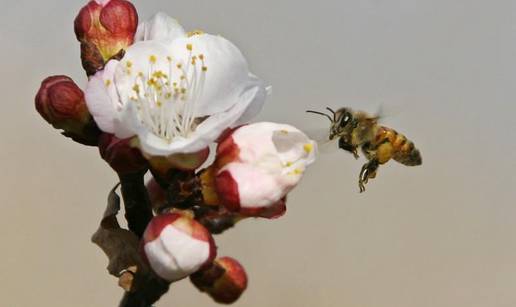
[{"left": 118, "top": 172, "right": 154, "bottom": 238}]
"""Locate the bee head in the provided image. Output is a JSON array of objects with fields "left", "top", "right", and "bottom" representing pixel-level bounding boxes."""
[{"left": 306, "top": 107, "right": 354, "bottom": 140}]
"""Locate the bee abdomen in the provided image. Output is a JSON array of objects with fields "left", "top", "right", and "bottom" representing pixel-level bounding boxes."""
[
  {"left": 393, "top": 138, "right": 422, "bottom": 166},
  {"left": 377, "top": 126, "right": 422, "bottom": 166}
]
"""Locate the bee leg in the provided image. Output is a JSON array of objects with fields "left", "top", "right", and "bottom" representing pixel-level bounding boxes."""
[
  {"left": 359, "top": 159, "right": 379, "bottom": 193},
  {"left": 338, "top": 138, "right": 359, "bottom": 159}
]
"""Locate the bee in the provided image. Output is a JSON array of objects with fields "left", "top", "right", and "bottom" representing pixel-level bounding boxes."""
[{"left": 306, "top": 107, "right": 422, "bottom": 192}]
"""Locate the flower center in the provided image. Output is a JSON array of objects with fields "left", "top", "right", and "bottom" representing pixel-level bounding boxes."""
[{"left": 124, "top": 43, "right": 208, "bottom": 142}]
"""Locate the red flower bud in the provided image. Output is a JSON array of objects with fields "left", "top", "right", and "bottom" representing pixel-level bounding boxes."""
[
  {"left": 74, "top": 0, "right": 138, "bottom": 75},
  {"left": 190, "top": 257, "right": 248, "bottom": 304},
  {"left": 35, "top": 75, "right": 99, "bottom": 145},
  {"left": 98, "top": 133, "right": 147, "bottom": 174}
]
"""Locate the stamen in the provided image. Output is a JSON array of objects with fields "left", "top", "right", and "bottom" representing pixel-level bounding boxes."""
[{"left": 127, "top": 48, "right": 209, "bottom": 142}]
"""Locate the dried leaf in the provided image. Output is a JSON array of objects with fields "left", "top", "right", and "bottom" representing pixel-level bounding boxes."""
[
  {"left": 92, "top": 184, "right": 141, "bottom": 279},
  {"left": 92, "top": 184, "right": 171, "bottom": 303}
]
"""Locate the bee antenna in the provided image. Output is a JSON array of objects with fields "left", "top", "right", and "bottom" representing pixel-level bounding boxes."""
[
  {"left": 326, "top": 107, "right": 336, "bottom": 115},
  {"left": 306, "top": 110, "right": 333, "bottom": 122}
]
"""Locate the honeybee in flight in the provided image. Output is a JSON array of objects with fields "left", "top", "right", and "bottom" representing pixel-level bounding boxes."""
[{"left": 306, "top": 107, "right": 422, "bottom": 192}]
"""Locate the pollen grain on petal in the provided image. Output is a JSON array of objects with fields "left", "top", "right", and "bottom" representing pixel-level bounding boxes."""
[
  {"left": 304, "top": 143, "right": 314, "bottom": 154},
  {"left": 186, "top": 30, "right": 205, "bottom": 37}
]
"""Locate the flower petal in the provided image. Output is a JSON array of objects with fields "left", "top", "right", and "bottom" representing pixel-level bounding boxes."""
[
  {"left": 113, "top": 40, "right": 173, "bottom": 105},
  {"left": 135, "top": 12, "right": 186, "bottom": 43},
  {"left": 134, "top": 85, "right": 264, "bottom": 156},
  {"left": 167, "top": 34, "right": 266, "bottom": 117},
  {"left": 85, "top": 60, "right": 120, "bottom": 133}
]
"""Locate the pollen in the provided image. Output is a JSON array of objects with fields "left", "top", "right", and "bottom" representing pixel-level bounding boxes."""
[
  {"left": 202, "top": 66, "right": 208, "bottom": 72},
  {"left": 186, "top": 44, "right": 193, "bottom": 51},
  {"left": 152, "top": 71, "right": 167, "bottom": 79},
  {"left": 286, "top": 162, "right": 293, "bottom": 167},
  {"left": 280, "top": 130, "right": 289, "bottom": 134},
  {"left": 187, "top": 30, "right": 204, "bottom": 37},
  {"left": 149, "top": 55, "right": 157, "bottom": 64},
  {"left": 303, "top": 143, "right": 314, "bottom": 154},
  {"left": 132, "top": 84, "right": 140, "bottom": 93},
  {"left": 290, "top": 168, "right": 303, "bottom": 175},
  {"left": 167, "top": 56, "right": 172, "bottom": 62},
  {"left": 126, "top": 61, "right": 133, "bottom": 68},
  {"left": 104, "top": 79, "right": 112, "bottom": 87}
]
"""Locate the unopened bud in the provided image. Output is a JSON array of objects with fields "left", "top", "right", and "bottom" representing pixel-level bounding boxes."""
[
  {"left": 35, "top": 75, "right": 100, "bottom": 145},
  {"left": 142, "top": 212, "right": 217, "bottom": 282},
  {"left": 98, "top": 133, "right": 147, "bottom": 174},
  {"left": 205, "top": 123, "right": 316, "bottom": 217},
  {"left": 74, "top": 0, "right": 138, "bottom": 75},
  {"left": 190, "top": 257, "right": 248, "bottom": 304}
]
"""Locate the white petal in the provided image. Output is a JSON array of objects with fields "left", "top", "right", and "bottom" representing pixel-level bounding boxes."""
[
  {"left": 135, "top": 12, "right": 186, "bottom": 43},
  {"left": 232, "top": 73, "right": 267, "bottom": 126},
  {"left": 168, "top": 34, "right": 266, "bottom": 116},
  {"left": 225, "top": 162, "right": 285, "bottom": 208},
  {"left": 134, "top": 84, "right": 264, "bottom": 156},
  {"left": 144, "top": 225, "right": 210, "bottom": 282},
  {"left": 84, "top": 60, "right": 120, "bottom": 133},
  {"left": 94, "top": 0, "right": 110, "bottom": 5},
  {"left": 113, "top": 40, "right": 173, "bottom": 105}
]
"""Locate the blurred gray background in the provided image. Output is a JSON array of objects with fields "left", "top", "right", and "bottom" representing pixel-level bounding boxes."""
[{"left": 1, "top": 0, "right": 516, "bottom": 306}]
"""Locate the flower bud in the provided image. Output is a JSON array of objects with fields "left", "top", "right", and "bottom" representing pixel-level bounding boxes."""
[
  {"left": 190, "top": 257, "right": 248, "bottom": 304},
  {"left": 142, "top": 212, "right": 216, "bottom": 282},
  {"left": 206, "top": 122, "right": 316, "bottom": 216},
  {"left": 98, "top": 133, "right": 147, "bottom": 174},
  {"left": 35, "top": 75, "right": 100, "bottom": 145},
  {"left": 74, "top": 0, "right": 138, "bottom": 75}
]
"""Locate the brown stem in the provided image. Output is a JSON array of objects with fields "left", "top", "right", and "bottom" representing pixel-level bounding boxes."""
[
  {"left": 117, "top": 172, "right": 170, "bottom": 307},
  {"left": 118, "top": 274, "right": 170, "bottom": 307},
  {"left": 118, "top": 172, "right": 153, "bottom": 238}
]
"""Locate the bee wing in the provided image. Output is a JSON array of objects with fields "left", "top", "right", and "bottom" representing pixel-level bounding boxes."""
[{"left": 304, "top": 128, "right": 339, "bottom": 154}]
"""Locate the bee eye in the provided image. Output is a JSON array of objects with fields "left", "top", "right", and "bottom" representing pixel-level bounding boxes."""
[{"left": 340, "top": 114, "right": 350, "bottom": 127}]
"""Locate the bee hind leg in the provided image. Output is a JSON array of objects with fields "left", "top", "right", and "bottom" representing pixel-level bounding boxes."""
[{"left": 359, "top": 159, "right": 379, "bottom": 193}]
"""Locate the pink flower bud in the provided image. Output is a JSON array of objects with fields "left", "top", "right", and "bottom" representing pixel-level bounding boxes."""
[
  {"left": 190, "top": 257, "right": 248, "bottom": 304},
  {"left": 142, "top": 213, "right": 216, "bottom": 282},
  {"left": 35, "top": 76, "right": 99, "bottom": 145},
  {"left": 74, "top": 0, "right": 138, "bottom": 74},
  {"left": 211, "top": 122, "right": 316, "bottom": 216},
  {"left": 98, "top": 133, "right": 147, "bottom": 174}
]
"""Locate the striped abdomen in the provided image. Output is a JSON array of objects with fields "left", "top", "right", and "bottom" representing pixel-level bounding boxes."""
[{"left": 374, "top": 126, "right": 422, "bottom": 166}]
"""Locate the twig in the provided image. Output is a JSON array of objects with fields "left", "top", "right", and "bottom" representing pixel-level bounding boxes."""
[{"left": 118, "top": 172, "right": 154, "bottom": 238}]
